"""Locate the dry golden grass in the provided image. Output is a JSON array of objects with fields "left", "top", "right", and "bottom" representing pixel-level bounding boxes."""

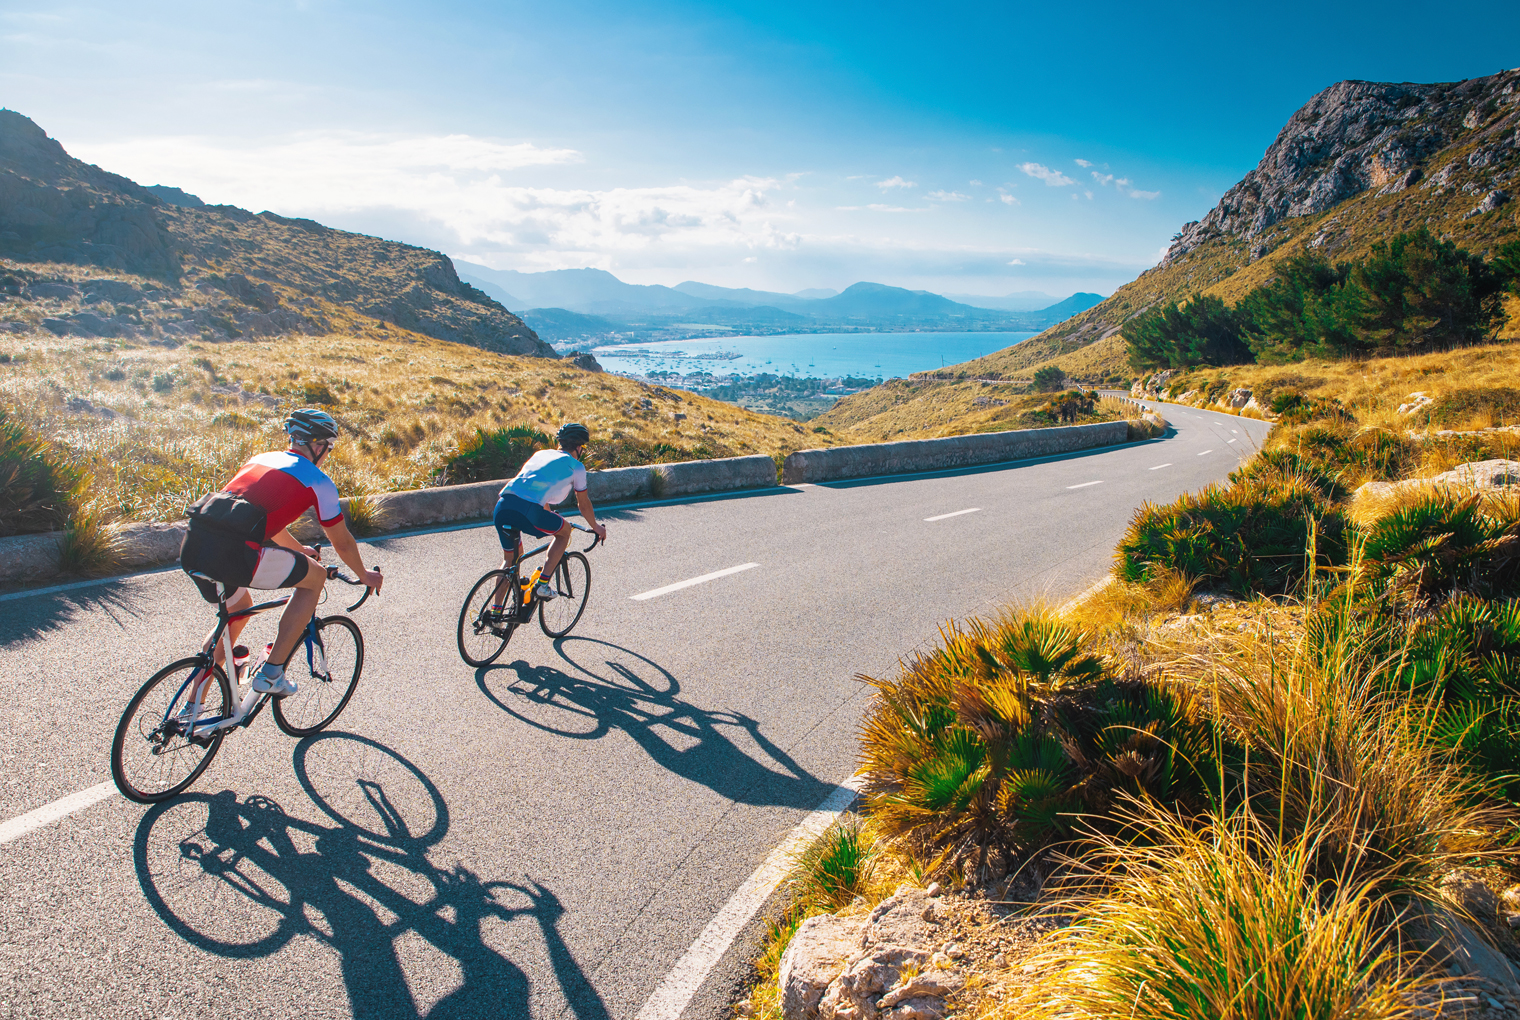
[
  {"left": 0, "top": 323, "right": 843, "bottom": 524},
  {"left": 1003, "top": 801, "right": 1454, "bottom": 1020},
  {"left": 815, "top": 379, "right": 1126, "bottom": 441}
]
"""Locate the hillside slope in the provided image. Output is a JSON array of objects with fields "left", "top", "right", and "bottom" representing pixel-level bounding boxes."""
[
  {"left": 960, "top": 68, "right": 1520, "bottom": 381},
  {"left": 0, "top": 110, "right": 553, "bottom": 357}
]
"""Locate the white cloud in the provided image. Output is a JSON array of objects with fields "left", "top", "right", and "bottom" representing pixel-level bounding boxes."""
[
  {"left": 998, "top": 192, "right": 1019, "bottom": 205},
  {"left": 875, "top": 176, "right": 916, "bottom": 190},
  {"left": 1018, "top": 162, "right": 1076, "bottom": 187},
  {"left": 1007, "top": 258, "right": 1025, "bottom": 265},
  {"left": 1117, "top": 177, "right": 1131, "bottom": 186},
  {"left": 1085, "top": 191, "right": 1094, "bottom": 200},
  {"left": 968, "top": 179, "right": 983, "bottom": 186},
  {"left": 74, "top": 131, "right": 802, "bottom": 269},
  {"left": 867, "top": 204, "right": 930, "bottom": 213},
  {"left": 1074, "top": 158, "right": 1093, "bottom": 168},
  {"left": 926, "top": 190, "right": 970, "bottom": 201},
  {"left": 1091, "top": 172, "right": 1115, "bottom": 187},
  {"left": 1128, "top": 189, "right": 1162, "bottom": 200}
]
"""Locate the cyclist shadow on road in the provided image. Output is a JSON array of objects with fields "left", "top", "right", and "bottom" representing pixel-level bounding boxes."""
[
  {"left": 131, "top": 732, "right": 610, "bottom": 1020},
  {"left": 476, "top": 637, "right": 834, "bottom": 811}
]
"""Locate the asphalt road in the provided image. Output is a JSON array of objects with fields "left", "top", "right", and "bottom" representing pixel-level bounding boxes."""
[{"left": 0, "top": 399, "right": 1270, "bottom": 1020}]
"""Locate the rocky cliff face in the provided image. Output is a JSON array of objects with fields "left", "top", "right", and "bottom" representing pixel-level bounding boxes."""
[
  {"left": 962, "top": 68, "right": 1520, "bottom": 380},
  {"left": 1166, "top": 71, "right": 1519, "bottom": 263},
  {"left": 0, "top": 110, "right": 554, "bottom": 357}
]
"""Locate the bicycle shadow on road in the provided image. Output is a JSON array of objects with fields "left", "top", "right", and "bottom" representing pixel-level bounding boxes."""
[
  {"left": 131, "top": 732, "right": 610, "bottom": 1020},
  {"left": 0, "top": 583, "right": 146, "bottom": 649},
  {"left": 475, "top": 637, "right": 833, "bottom": 811}
]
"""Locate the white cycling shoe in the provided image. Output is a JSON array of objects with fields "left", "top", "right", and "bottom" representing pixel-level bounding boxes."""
[
  {"left": 533, "top": 580, "right": 558, "bottom": 601},
  {"left": 251, "top": 662, "right": 299, "bottom": 697}
]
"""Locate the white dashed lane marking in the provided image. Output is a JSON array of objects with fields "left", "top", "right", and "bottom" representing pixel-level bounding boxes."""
[
  {"left": 1065, "top": 480, "right": 1103, "bottom": 489},
  {"left": 1149, "top": 463, "right": 1172, "bottom": 470},
  {"left": 924, "top": 508, "right": 982, "bottom": 522},
  {"left": 1198, "top": 450, "right": 1213, "bottom": 456},
  {"left": 0, "top": 782, "right": 116, "bottom": 846},
  {"left": 630, "top": 563, "right": 759, "bottom": 601}
]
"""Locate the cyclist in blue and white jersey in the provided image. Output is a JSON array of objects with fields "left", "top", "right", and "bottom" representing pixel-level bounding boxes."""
[{"left": 490, "top": 423, "right": 607, "bottom": 611}]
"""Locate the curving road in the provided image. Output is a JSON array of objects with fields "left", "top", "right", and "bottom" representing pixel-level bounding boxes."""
[{"left": 0, "top": 399, "right": 1268, "bottom": 1020}]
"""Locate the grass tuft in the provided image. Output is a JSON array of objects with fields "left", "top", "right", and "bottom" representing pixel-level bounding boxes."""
[{"left": 1006, "top": 801, "right": 1454, "bottom": 1020}]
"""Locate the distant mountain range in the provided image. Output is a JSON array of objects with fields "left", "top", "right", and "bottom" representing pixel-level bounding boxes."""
[{"left": 453, "top": 260, "right": 1102, "bottom": 341}]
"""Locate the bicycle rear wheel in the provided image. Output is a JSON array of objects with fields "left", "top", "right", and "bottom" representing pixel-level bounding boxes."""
[
  {"left": 112, "top": 657, "right": 232, "bottom": 803},
  {"left": 274, "top": 615, "right": 364, "bottom": 737},
  {"left": 539, "top": 552, "right": 591, "bottom": 638},
  {"left": 458, "top": 569, "right": 519, "bottom": 666}
]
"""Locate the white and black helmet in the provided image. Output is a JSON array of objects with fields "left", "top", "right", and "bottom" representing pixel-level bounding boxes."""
[{"left": 284, "top": 408, "right": 340, "bottom": 443}]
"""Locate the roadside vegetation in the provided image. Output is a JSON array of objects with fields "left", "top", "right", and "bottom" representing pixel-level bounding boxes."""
[{"left": 741, "top": 364, "right": 1520, "bottom": 1019}]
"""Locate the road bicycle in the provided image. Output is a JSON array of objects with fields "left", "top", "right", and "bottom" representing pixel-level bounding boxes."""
[
  {"left": 110, "top": 551, "right": 380, "bottom": 804},
  {"left": 457, "top": 520, "right": 600, "bottom": 666}
]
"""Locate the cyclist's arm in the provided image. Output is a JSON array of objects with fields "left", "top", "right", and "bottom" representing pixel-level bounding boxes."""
[
  {"left": 322, "top": 518, "right": 384, "bottom": 590},
  {"left": 573, "top": 489, "right": 606, "bottom": 541},
  {"left": 268, "top": 527, "right": 316, "bottom": 557}
]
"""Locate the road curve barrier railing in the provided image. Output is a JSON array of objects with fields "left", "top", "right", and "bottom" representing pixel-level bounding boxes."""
[{"left": 1, "top": 419, "right": 1138, "bottom": 588}]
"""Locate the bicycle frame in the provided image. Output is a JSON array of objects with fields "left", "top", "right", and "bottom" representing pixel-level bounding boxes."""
[{"left": 171, "top": 567, "right": 375, "bottom": 739}]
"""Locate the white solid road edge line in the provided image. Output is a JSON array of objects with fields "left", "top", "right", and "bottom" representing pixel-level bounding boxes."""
[
  {"left": 924, "top": 508, "right": 981, "bottom": 522},
  {"left": 634, "top": 777, "right": 865, "bottom": 1020},
  {"left": 0, "top": 781, "right": 116, "bottom": 846},
  {"left": 631, "top": 563, "right": 760, "bottom": 601}
]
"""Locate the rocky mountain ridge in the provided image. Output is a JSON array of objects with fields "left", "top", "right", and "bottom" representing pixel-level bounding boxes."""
[
  {"left": 961, "top": 67, "right": 1520, "bottom": 380},
  {"left": 0, "top": 110, "right": 553, "bottom": 357}
]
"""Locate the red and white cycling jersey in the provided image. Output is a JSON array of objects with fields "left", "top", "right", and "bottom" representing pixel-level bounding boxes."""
[{"left": 224, "top": 451, "right": 344, "bottom": 539}]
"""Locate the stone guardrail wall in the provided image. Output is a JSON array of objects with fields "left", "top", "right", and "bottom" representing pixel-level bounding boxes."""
[
  {"left": 780, "top": 420, "right": 1130, "bottom": 485},
  {"left": 1, "top": 417, "right": 1138, "bottom": 589},
  {"left": 0, "top": 454, "right": 779, "bottom": 587}
]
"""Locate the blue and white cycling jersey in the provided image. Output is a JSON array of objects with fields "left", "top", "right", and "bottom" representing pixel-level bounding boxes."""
[{"left": 502, "top": 450, "right": 588, "bottom": 506}]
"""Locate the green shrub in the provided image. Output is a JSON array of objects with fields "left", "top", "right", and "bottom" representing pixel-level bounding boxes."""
[
  {"left": 1115, "top": 476, "right": 1347, "bottom": 596},
  {"left": 1032, "top": 366, "right": 1065, "bottom": 392},
  {"left": 0, "top": 405, "right": 85, "bottom": 537},
  {"left": 857, "top": 610, "right": 1231, "bottom": 877},
  {"left": 790, "top": 815, "right": 876, "bottom": 912},
  {"left": 438, "top": 425, "right": 550, "bottom": 485},
  {"left": 1360, "top": 490, "right": 1520, "bottom": 603},
  {"left": 1125, "top": 293, "right": 1253, "bottom": 370}
]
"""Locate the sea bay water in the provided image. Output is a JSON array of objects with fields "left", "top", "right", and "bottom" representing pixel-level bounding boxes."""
[{"left": 591, "top": 330, "right": 1037, "bottom": 381}]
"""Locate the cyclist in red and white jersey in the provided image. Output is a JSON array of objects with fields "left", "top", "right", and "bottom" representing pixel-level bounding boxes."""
[{"left": 179, "top": 409, "right": 383, "bottom": 696}]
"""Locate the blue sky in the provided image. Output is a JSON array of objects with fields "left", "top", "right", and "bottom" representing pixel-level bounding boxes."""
[{"left": 3, "top": 1, "right": 1517, "bottom": 297}]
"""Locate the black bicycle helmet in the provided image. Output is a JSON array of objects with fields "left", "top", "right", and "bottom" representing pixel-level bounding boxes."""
[
  {"left": 284, "top": 408, "right": 340, "bottom": 443},
  {"left": 557, "top": 422, "right": 590, "bottom": 448}
]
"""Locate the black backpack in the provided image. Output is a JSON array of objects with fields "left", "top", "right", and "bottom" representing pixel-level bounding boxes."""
[{"left": 185, "top": 491, "right": 268, "bottom": 544}]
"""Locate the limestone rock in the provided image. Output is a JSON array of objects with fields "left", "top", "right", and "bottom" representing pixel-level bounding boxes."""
[
  {"left": 859, "top": 885, "right": 938, "bottom": 953},
  {"left": 817, "top": 945, "right": 931, "bottom": 1020},
  {"left": 779, "top": 913, "right": 867, "bottom": 1020},
  {"left": 1429, "top": 460, "right": 1520, "bottom": 489},
  {"left": 571, "top": 351, "right": 603, "bottom": 372},
  {"left": 1398, "top": 391, "right": 1434, "bottom": 416}
]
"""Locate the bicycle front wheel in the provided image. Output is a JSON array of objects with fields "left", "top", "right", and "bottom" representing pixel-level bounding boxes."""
[
  {"left": 274, "top": 615, "right": 364, "bottom": 737},
  {"left": 112, "top": 657, "right": 232, "bottom": 803},
  {"left": 539, "top": 552, "right": 591, "bottom": 638},
  {"left": 458, "top": 569, "right": 519, "bottom": 666}
]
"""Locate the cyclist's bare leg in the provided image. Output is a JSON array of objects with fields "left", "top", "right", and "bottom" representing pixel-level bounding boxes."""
[
  {"left": 540, "top": 522, "right": 573, "bottom": 579},
  {"left": 491, "top": 539, "right": 522, "bottom": 608},
  {"left": 266, "top": 554, "right": 327, "bottom": 666}
]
